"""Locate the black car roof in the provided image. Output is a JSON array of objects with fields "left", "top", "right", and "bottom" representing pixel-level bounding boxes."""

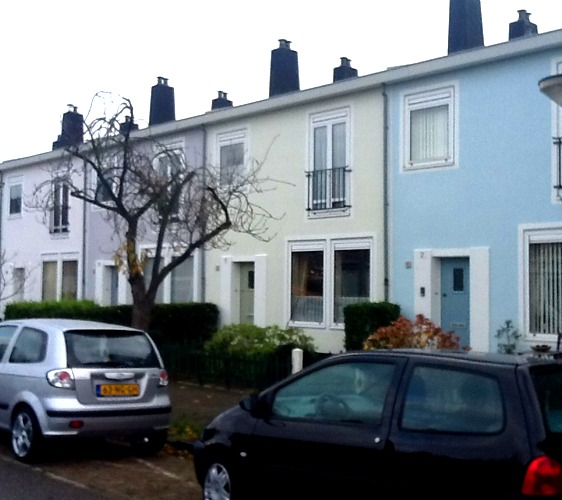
[{"left": 328, "top": 348, "right": 561, "bottom": 368}]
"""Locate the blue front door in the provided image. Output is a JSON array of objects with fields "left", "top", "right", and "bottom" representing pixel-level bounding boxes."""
[{"left": 441, "top": 258, "right": 470, "bottom": 348}]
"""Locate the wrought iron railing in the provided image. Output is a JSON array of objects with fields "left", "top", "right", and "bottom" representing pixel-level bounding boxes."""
[
  {"left": 554, "top": 137, "right": 562, "bottom": 196},
  {"left": 306, "top": 166, "right": 350, "bottom": 211}
]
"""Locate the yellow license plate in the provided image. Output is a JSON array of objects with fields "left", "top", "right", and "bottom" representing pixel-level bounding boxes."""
[{"left": 97, "top": 383, "right": 140, "bottom": 397}]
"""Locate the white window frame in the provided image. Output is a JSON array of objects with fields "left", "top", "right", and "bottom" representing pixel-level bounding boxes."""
[
  {"left": 401, "top": 82, "right": 459, "bottom": 171},
  {"left": 520, "top": 223, "right": 562, "bottom": 342},
  {"left": 41, "top": 253, "right": 80, "bottom": 301},
  {"left": 217, "top": 129, "right": 247, "bottom": 187},
  {"left": 135, "top": 244, "right": 196, "bottom": 304},
  {"left": 307, "top": 108, "right": 351, "bottom": 218},
  {"left": 287, "top": 237, "right": 373, "bottom": 329},
  {"left": 153, "top": 142, "right": 185, "bottom": 219},
  {"left": 331, "top": 239, "right": 372, "bottom": 325},
  {"left": 7, "top": 177, "right": 23, "bottom": 218},
  {"left": 51, "top": 176, "right": 70, "bottom": 234}
]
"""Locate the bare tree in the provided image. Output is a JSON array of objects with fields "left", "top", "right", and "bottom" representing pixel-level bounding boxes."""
[{"left": 29, "top": 93, "right": 283, "bottom": 331}]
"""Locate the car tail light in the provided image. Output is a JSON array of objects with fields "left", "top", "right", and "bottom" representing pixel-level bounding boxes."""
[
  {"left": 159, "top": 370, "right": 169, "bottom": 387},
  {"left": 522, "top": 456, "right": 562, "bottom": 495},
  {"left": 47, "top": 369, "right": 76, "bottom": 390}
]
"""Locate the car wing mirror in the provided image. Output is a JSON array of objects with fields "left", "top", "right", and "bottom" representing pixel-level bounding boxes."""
[{"left": 240, "top": 394, "right": 268, "bottom": 418}]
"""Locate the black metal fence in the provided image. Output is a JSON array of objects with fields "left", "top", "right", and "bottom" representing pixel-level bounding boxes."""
[{"left": 159, "top": 343, "right": 330, "bottom": 391}]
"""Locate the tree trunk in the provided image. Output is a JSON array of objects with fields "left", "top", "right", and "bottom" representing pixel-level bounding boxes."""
[{"left": 129, "top": 273, "right": 154, "bottom": 331}]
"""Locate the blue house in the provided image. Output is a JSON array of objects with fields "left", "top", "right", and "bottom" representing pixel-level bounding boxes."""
[{"left": 386, "top": 6, "right": 562, "bottom": 351}]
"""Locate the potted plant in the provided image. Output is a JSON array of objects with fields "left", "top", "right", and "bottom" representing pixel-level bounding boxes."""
[{"left": 496, "top": 320, "right": 522, "bottom": 354}]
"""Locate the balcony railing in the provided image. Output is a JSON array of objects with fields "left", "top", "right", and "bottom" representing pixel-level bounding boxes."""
[
  {"left": 554, "top": 137, "right": 562, "bottom": 196},
  {"left": 306, "top": 166, "right": 350, "bottom": 211}
]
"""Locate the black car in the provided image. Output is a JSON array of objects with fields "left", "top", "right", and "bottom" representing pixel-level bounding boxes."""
[{"left": 193, "top": 349, "right": 562, "bottom": 499}]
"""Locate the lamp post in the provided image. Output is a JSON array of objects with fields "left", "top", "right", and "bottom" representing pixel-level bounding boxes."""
[{"left": 539, "top": 74, "right": 562, "bottom": 105}]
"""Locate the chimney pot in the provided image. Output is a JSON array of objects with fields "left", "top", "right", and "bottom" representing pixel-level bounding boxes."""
[
  {"left": 509, "top": 9, "right": 538, "bottom": 40},
  {"left": 211, "top": 90, "right": 233, "bottom": 110},
  {"left": 269, "top": 39, "right": 300, "bottom": 97},
  {"left": 149, "top": 76, "right": 175, "bottom": 126},
  {"left": 333, "top": 57, "right": 358, "bottom": 82},
  {"left": 448, "top": 0, "right": 484, "bottom": 54}
]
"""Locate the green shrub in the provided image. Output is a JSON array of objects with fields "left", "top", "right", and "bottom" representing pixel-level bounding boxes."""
[
  {"left": 204, "top": 324, "right": 315, "bottom": 356},
  {"left": 343, "top": 301, "right": 401, "bottom": 351},
  {"left": 4, "top": 299, "right": 100, "bottom": 320}
]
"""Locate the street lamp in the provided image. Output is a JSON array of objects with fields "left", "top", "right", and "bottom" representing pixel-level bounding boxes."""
[{"left": 539, "top": 74, "right": 562, "bottom": 105}]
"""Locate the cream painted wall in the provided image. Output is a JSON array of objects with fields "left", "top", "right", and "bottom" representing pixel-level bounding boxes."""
[{"left": 204, "top": 89, "right": 386, "bottom": 353}]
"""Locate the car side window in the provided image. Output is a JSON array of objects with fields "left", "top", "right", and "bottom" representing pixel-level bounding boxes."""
[
  {"left": 271, "top": 361, "right": 396, "bottom": 425},
  {"left": 0, "top": 325, "right": 18, "bottom": 360},
  {"left": 400, "top": 365, "right": 504, "bottom": 434},
  {"left": 9, "top": 327, "right": 48, "bottom": 363}
]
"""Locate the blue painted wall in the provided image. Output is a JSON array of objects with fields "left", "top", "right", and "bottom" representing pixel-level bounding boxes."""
[{"left": 387, "top": 43, "right": 562, "bottom": 348}]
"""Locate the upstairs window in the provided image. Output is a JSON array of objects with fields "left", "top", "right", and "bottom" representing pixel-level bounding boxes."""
[
  {"left": 402, "top": 83, "right": 457, "bottom": 171},
  {"left": 218, "top": 130, "right": 246, "bottom": 187},
  {"left": 154, "top": 146, "right": 184, "bottom": 217},
  {"left": 9, "top": 182, "right": 22, "bottom": 216},
  {"left": 51, "top": 178, "right": 69, "bottom": 234},
  {"left": 308, "top": 109, "right": 350, "bottom": 214}
]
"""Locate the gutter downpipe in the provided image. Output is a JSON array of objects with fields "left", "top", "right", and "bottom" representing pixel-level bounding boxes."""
[
  {"left": 200, "top": 125, "right": 207, "bottom": 302},
  {"left": 82, "top": 157, "right": 88, "bottom": 300},
  {"left": 382, "top": 83, "right": 390, "bottom": 302}
]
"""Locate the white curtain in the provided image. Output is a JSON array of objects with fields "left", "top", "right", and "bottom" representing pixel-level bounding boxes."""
[
  {"left": 530, "top": 242, "right": 562, "bottom": 334},
  {"left": 410, "top": 104, "right": 449, "bottom": 163}
]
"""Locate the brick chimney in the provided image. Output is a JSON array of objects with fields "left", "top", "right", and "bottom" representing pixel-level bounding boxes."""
[
  {"left": 448, "top": 0, "right": 484, "bottom": 54},
  {"left": 52, "top": 105, "right": 84, "bottom": 150},
  {"left": 149, "top": 76, "right": 175, "bottom": 126},
  {"left": 269, "top": 39, "right": 300, "bottom": 97},
  {"left": 509, "top": 10, "right": 538, "bottom": 40}
]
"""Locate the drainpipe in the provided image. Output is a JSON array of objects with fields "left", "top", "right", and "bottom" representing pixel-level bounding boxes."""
[
  {"left": 200, "top": 125, "right": 207, "bottom": 302},
  {"left": 82, "top": 159, "right": 88, "bottom": 299},
  {"left": 382, "top": 83, "right": 390, "bottom": 302}
]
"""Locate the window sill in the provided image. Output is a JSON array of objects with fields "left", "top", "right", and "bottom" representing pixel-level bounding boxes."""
[{"left": 307, "top": 207, "right": 350, "bottom": 219}]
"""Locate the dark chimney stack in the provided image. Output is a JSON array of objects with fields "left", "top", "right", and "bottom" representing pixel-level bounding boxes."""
[
  {"left": 211, "top": 91, "right": 233, "bottom": 110},
  {"left": 269, "top": 39, "right": 300, "bottom": 97},
  {"left": 119, "top": 115, "right": 139, "bottom": 136},
  {"left": 52, "top": 105, "right": 84, "bottom": 150},
  {"left": 149, "top": 76, "right": 175, "bottom": 126},
  {"left": 509, "top": 10, "right": 538, "bottom": 40},
  {"left": 448, "top": 0, "right": 484, "bottom": 54},
  {"left": 333, "top": 57, "right": 358, "bottom": 82}
]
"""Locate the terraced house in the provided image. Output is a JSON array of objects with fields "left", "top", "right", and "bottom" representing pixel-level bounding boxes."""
[{"left": 1, "top": 0, "right": 561, "bottom": 353}]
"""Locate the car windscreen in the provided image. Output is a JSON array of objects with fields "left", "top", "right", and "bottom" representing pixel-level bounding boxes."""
[
  {"left": 64, "top": 329, "right": 160, "bottom": 368},
  {"left": 531, "top": 366, "right": 562, "bottom": 434}
]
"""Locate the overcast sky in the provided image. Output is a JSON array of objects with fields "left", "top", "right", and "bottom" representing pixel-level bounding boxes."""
[{"left": 1, "top": 0, "right": 562, "bottom": 162}]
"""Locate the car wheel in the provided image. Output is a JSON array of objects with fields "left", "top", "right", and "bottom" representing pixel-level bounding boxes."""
[
  {"left": 130, "top": 430, "right": 168, "bottom": 456},
  {"left": 11, "top": 407, "right": 43, "bottom": 463},
  {"left": 203, "top": 459, "right": 238, "bottom": 500}
]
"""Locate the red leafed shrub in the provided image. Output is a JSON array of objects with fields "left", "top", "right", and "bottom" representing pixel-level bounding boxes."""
[{"left": 363, "top": 314, "right": 463, "bottom": 350}]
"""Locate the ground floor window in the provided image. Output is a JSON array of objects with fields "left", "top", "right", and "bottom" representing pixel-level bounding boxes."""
[
  {"left": 171, "top": 256, "right": 194, "bottom": 303},
  {"left": 42, "top": 256, "right": 78, "bottom": 301},
  {"left": 522, "top": 224, "right": 562, "bottom": 338},
  {"left": 529, "top": 241, "right": 562, "bottom": 335},
  {"left": 289, "top": 238, "right": 372, "bottom": 327}
]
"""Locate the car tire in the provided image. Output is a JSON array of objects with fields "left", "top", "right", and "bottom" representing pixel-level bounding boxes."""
[
  {"left": 203, "top": 457, "right": 242, "bottom": 500},
  {"left": 11, "top": 407, "right": 43, "bottom": 463},
  {"left": 130, "top": 430, "right": 168, "bottom": 456}
]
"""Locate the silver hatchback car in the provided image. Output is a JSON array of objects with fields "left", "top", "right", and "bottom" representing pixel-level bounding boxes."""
[{"left": 0, "top": 318, "right": 171, "bottom": 462}]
